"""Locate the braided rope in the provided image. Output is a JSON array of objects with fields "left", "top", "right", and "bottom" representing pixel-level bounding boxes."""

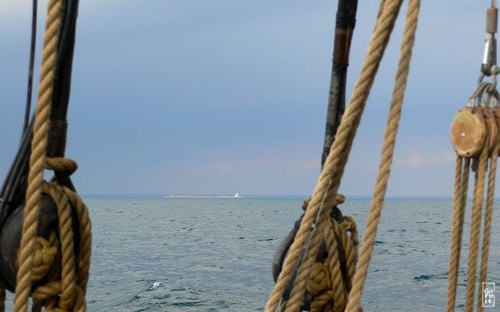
[
  {"left": 302, "top": 216, "right": 358, "bottom": 312},
  {"left": 14, "top": 0, "right": 63, "bottom": 311},
  {"left": 62, "top": 186, "right": 92, "bottom": 292},
  {"left": 24, "top": 157, "right": 91, "bottom": 311},
  {"left": 345, "top": 2, "right": 420, "bottom": 310},
  {"left": 44, "top": 182, "right": 77, "bottom": 310},
  {"left": 465, "top": 146, "right": 490, "bottom": 312},
  {"left": 477, "top": 144, "right": 499, "bottom": 312},
  {"left": 289, "top": 4, "right": 407, "bottom": 309},
  {"left": 447, "top": 156, "right": 471, "bottom": 311},
  {"left": 31, "top": 235, "right": 57, "bottom": 282},
  {"left": 340, "top": 216, "right": 359, "bottom": 286},
  {"left": 265, "top": 1, "right": 403, "bottom": 310}
]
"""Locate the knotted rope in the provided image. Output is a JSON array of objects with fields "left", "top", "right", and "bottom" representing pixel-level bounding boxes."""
[
  {"left": 289, "top": 197, "right": 359, "bottom": 312},
  {"left": 266, "top": 0, "right": 420, "bottom": 310},
  {"left": 10, "top": 0, "right": 92, "bottom": 311},
  {"left": 14, "top": 160, "right": 92, "bottom": 312}
]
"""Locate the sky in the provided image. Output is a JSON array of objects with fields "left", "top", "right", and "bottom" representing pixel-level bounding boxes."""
[{"left": 0, "top": 1, "right": 493, "bottom": 197}]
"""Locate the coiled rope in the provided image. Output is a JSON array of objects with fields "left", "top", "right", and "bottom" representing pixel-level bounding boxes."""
[
  {"left": 266, "top": 0, "right": 420, "bottom": 311},
  {"left": 7, "top": 0, "right": 92, "bottom": 311}
]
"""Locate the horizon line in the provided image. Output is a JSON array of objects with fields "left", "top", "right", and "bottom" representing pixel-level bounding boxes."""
[{"left": 79, "top": 193, "right": 459, "bottom": 200}]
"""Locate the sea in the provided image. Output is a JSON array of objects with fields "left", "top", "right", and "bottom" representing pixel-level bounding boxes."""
[{"left": 4, "top": 196, "right": 500, "bottom": 311}]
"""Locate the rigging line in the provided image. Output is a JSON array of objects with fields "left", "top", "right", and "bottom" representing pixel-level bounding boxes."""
[{"left": 22, "top": 0, "right": 38, "bottom": 136}]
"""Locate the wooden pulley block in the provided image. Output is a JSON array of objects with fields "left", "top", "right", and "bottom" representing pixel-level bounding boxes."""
[
  {"left": 493, "top": 107, "right": 500, "bottom": 155},
  {"left": 450, "top": 107, "right": 486, "bottom": 158},
  {"left": 0, "top": 195, "right": 59, "bottom": 292},
  {"left": 482, "top": 108, "right": 499, "bottom": 154}
]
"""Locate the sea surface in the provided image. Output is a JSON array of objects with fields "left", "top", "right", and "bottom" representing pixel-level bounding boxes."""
[{"left": 4, "top": 196, "right": 500, "bottom": 311}]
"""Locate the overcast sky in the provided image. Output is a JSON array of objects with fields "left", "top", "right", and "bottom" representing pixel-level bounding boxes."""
[{"left": 0, "top": 1, "right": 492, "bottom": 196}]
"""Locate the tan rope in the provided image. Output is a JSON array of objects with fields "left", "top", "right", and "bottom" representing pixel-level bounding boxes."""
[
  {"left": 345, "top": 1, "right": 420, "bottom": 310},
  {"left": 31, "top": 235, "right": 57, "bottom": 281},
  {"left": 477, "top": 143, "right": 498, "bottom": 312},
  {"left": 465, "top": 146, "right": 490, "bottom": 312},
  {"left": 45, "top": 182, "right": 77, "bottom": 310},
  {"left": 288, "top": 4, "right": 406, "bottom": 309},
  {"left": 447, "top": 156, "right": 471, "bottom": 312},
  {"left": 303, "top": 216, "right": 358, "bottom": 312},
  {"left": 14, "top": 0, "right": 63, "bottom": 311},
  {"left": 62, "top": 186, "right": 92, "bottom": 292},
  {"left": 265, "top": 1, "right": 405, "bottom": 310},
  {"left": 24, "top": 158, "right": 92, "bottom": 311}
]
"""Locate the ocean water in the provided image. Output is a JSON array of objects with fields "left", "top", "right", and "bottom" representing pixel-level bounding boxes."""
[{"left": 4, "top": 197, "right": 500, "bottom": 311}]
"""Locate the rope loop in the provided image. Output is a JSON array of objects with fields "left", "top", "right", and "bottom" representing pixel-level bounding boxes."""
[{"left": 45, "top": 158, "right": 78, "bottom": 174}]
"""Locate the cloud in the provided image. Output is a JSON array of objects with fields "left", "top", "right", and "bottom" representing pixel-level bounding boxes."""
[{"left": 396, "top": 149, "right": 455, "bottom": 168}]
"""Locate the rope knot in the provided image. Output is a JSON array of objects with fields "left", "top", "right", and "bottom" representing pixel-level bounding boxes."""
[
  {"left": 32, "top": 281, "right": 85, "bottom": 312},
  {"left": 32, "top": 234, "right": 58, "bottom": 281},
  {"left": 302, "top": 194, "right": 346, "bottom": 212},
  {"left": 45, "top": 157, "right": 78, "bottom": 174}
]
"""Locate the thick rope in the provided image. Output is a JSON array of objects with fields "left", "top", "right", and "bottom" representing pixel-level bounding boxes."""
[
  {"left": 14, "top": 0, "right": 63, "bottom": 311},
  {"left": 465, "top": 146, "right": 490, "bottom": 312},
  {"left": 303, "top": 216, "right": 358, "bottom": 312},
  {"left": 477, "top": 144, "right": 498, "bottom": 312},
  {"left": 447, "top": 156, "right": 471, "bottom": 312},
  {"left": 266, "top": 1, "right": 404, "bottom": 311},
  {"left": 31, "top": 234, "right": 57, "bottom": 282},
  {"left": 45, "top": 182, "right": 77, "bottom": 310},
  {"left": 345, "top": 1, "right": 420, "bottom": 310}
]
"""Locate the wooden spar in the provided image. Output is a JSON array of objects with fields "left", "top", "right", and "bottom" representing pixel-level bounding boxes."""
[
  {"left": 321, "top": 0, "right": 358, "bottom": 168},
  {"left": 272, "top": 0, "right": 359, "bottom": 295},
  {"left": 48, "top": 0, "right": 80, "bottom": 191}
]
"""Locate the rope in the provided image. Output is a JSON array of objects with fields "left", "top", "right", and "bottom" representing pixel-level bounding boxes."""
[
  {"left": 447, "top": 157, "right": 471, "bottom": 311},
  {"left": 464, "top": 138, "right": 490, "bottom": 312},
  {"left": 14, "top": 0, "right": 63, "bottom": 310},
  {"left": 31, "top": 234, "right": 57, "bottom": 282},
  {"left": 12, "top": 0, "right": 92, "bottom": 311},
  {"left": 345, "top": 1, "right": 420, "bottom": 310},
  {"left": 478, "top": 144, "right": 498, "bottom": 312},
  {"left": 447, "top": 91, "right": 500, "bottom": 311},
  {"left": 15, "top": 158, "right": 91, "bottom": 311},
  {"left": 266, "top": 1, "right": 408, "bottom": 310},
  {"left": 302, "top": 216, "right": 359, "bottom": 312}
]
